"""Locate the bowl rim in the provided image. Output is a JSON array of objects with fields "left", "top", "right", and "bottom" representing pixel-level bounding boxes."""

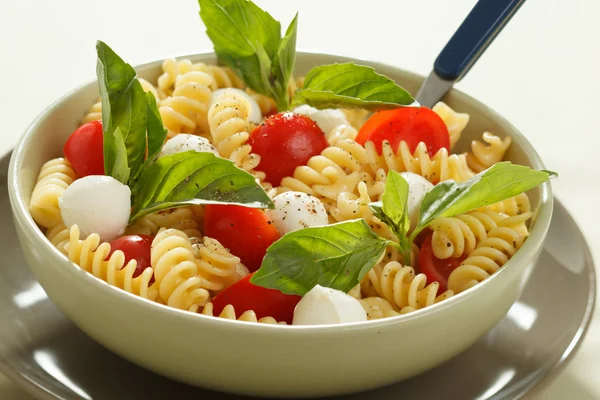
[{"left": 8, "top": 50, "right": 554, "bottom": 332}]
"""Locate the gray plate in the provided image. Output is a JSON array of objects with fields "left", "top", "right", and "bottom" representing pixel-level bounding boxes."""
[{"left": 0, "top": 151, "right": 595, "bottom": 400}]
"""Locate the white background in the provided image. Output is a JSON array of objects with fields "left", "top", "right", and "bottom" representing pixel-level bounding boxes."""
[{"left": 1, "top": 0, "right": 599, "bottom": 398}]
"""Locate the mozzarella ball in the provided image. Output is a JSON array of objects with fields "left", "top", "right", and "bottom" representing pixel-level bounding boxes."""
[
  {"left": 266, "top": 192, "right": 328, "bottom": 235},
  {"left": 211, "top": 88, "right": 262, "bottom": 125},
  {"left": 59, "top": 175, "right": 131, "bottom": 241},
  {"left": 293, "top": 285, "right": 367, "bottom": 325},
  {"left": 400, "top": 172, "right": 435, "bottom": 230},
  {"left": 160, "top": 134, "right": 218, "bottom": 157},
  {"left": 293, "top": 105, "right": 350, "bottom": 135}
]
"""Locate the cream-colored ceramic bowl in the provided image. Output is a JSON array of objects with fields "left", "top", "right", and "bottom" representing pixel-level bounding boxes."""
[{"left": 8, "top": 52, "right": 553, "bottom": 398}]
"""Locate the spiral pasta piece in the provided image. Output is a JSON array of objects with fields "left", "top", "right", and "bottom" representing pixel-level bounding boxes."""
[
  {"left": 207, "top": 89, "right": 265, "bottom": 181},
  {"left": 46, "top": 222, "right": 70, "bottom": 255},
  {"left": 193, "top": 236, "right": 247, "bottom": 292},
  {"left": 201, "top": 302, "right": 286, "bottom": 324},
  {"left": 160, "top": 70, "right": 213, "bottom": 137},
  {"left": 364, "top": 140, "right": 475, "bottom": 184},
  {"left": 429, "top": 210, "right": 508, "bottom": 259},
  {"left": 447, "top": 214, "right": 531, "bottom": 294},
  {"left": 432, "top": 101, "right": 469, "bottom": 149},
  {"left": 29, "top": 158, "right": 77, "bottom": 228},
  {"left": 81, "top": 78, "right": 160, "bottom": 123},
  {"left": 341, "top": 108, "right": 370, "bottom": 130},
  {"left": 125, "top": 207, "right": 203, "bottom": 240},
  {"left": 359, "top": 297, "right": 400, "bottom": 320},
  {"left": 481, "top": 192, "right": 531, "bottom": 217},
  {"left": 360, "top": 261, "right": 454, "bottom": 314},
  {"left": 279, "top": 139, "right": 370, "bottom": 200},
  {"left": 151, "top": 229, "right": 211, "bottom": 311},
  {"left": 467, "top": 132, "right": 512, "bottom": 172},
  {"left": 66, "top": 225, "right": 158, "bottom": 301}
]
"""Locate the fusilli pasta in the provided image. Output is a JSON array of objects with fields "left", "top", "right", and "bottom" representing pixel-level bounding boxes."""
[
  {"left": 46, "top": 222, "right": 70, "bottom": 255},
  {"left": 200, "top": 302, "right": 285, "bottom": 324},
  {"left": 364, "top": 140, "right": 475, "bottom": 184},
  {"left": 467, "top": 132, "right": 512, "bottom": 172},
  {"left": 192, "top": 236, "right": 248, "bottom": 292},
  {"left": 432, "top": 101, "right": 469, "bottom": 149},
  {"left": 66, "top": 225, "right": 158, "bottom": 301},
  {"left": 125, "top": 207, "right": 203, "bottom": 240},
  {"left": 150, "top": 229, "right": 211, "bottom": 311},
  {"left": 29, "top": 158, "right": 77, "bottom": 228},
  {"left": 447, "top": 213, "right": 531, "bottom": 294},
  {"left": 429, "top": 210, "right": 509, "bottom": 259},
  {"left": 159, "top": 71, "right": 213, "bottom": 137},
  {"left": 360, "top": 260, "right": 454, "bottom": 314},
  {"left": 480, "top": 192, "right": 531, "bottom": 217},
  {"left": 359, "top": 297, "right": 400, "bottom": 320}
]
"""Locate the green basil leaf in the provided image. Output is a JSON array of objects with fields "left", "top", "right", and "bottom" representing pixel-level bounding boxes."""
[
  {"left": 130, "top": 151, "right": 273, "bottom": 221},
  {"left": 412, "top": 162, "right": 555, "bottom": 238},
  {"left": 250, "top": 219, "right": 390, "bottom": 296},
  {"left": 272, "top": 13, "right": 298, "bottom": 109},
  {"left": 368, "top": 171, "right": 412, "bottom": 265},
  {"left": 291, "top": 63, "right": 416, "bottom": 110},
  {"left": 381, "top": 171, "right": 410, "bottom": 236},
  {"left": 198, "top": 0, "right": 281, "bottom": 96},
  {"left": 145, "top": 91, "right": 167, "bottom": 163},
  {"left": 96, "top": 41, "right": 147, "bottom": 184}
]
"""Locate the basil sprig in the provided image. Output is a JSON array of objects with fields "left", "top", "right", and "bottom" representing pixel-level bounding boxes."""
[
  {"left": 96, "top": 41, "right": 149, "bottom": 185},
  {"left": 130, "top": 151, "right": 273, "bottom": 221},
  {"left": 198, "top": 0, "right": 416, "bottom": 112},
  {"left": 292, "top": 63, "right": 416, "bottom": 110},
  {"left": 410, "top": 162, "right": 556, "bottom": 240},
  {"left": 250, "top": 219, "right": 390, "bottom": 296},
  {"left": 198, "top": 0, "right": 297, "bottom": 111}
]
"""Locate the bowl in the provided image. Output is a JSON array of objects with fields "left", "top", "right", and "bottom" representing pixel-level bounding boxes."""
[{"left": 8, "top": 52, "right": 553, "bottom": 398}]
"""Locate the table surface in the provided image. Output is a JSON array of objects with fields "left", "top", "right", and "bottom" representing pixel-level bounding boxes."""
[{"left": 1, "top": 0, "right": 599, "bottom": 398}]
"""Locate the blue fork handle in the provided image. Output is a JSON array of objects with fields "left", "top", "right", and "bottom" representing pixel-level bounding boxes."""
[{"left": 434, "top": 0, "right": 526, "bottom": 82}]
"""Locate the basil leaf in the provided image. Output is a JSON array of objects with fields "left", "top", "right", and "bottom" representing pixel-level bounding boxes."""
[
  {"left": 96, "top": 41, "right": 147, "bottom": 184},
  {"left": 292, "top": 63, "right": 416, "bottom": 110},
  {"left": 145, "top": 91, "right": 167, "bottom": 163},
  {"left": 198, "top": 0, "right": 281, "bottom": 96},
  {"left": 272, "top": 13, "right": 298, "bottom": 108},
  {"left": 250, "top": 219, "right": 390, "bottom": 296},
  {"left": 369, "top": 171, "right": 412, "bottom": 264},
  {"left": 412, "top": 162, "right": 556, "bottom": 238},
  {"left": 130, "top": 151, "right": 273, "bottom": 221}
]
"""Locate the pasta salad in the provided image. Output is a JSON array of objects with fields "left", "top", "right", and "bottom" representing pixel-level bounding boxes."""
[{"left": 28, "top": 0, "right": 554, "bottom": 326}]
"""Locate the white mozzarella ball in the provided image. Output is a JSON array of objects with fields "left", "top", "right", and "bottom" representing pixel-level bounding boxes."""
[
  {"left": 293, "top": 285, "right": 367, "bottom": 325},
  {"left": 59, "top": 175, "right": 131, "bottom": 242},
  {"left": 211, "top": 88, "right": 262, "bottom": 125},
  {"left": 160, "top": 134, "right": 218, "bottom": 157},
  {"left": 293, "top": 105, "right": 350, "bottom": 134},
  {"left": 266, "top": 192, "right": 328, "bottom": 235},
  {"left": 400, "top": 172, "right": 435, "bottom": 230}
]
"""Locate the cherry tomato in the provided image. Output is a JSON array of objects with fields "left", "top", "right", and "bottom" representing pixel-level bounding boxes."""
[
  {"left": 418, "top": 233, "right": 466, "bottom": 294},
  {"left": 204, "top": 204, "right": 280, "bottom": 272},
  {"left": 210, "top": 273, "right": 301, "bottom": 324},
  {"left": 63, "top": 120, "right": 105, "bottom": 177},
  {"left": 355, "top": 107, "right": 450, "bottom": 155},
  {"left": 247, "top": 112, "right": 328, "bottom": 186},
  {"left": 108, "top": 235, "right": 154, "bottom": 282}
]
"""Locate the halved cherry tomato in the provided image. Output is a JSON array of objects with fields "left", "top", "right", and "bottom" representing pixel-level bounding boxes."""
[
  {"left": 204, "top": 205, "right": 280, "bottom": 272},
  {"left": 355, "top": 107, "right": 449, "bottom": 155},
  {"left": 210, "top": 273, "right": 301, "bottom": 324},
  {"left": 418, "top": 233, "right": 466, "bottom": 294},
  {"left": 63, "top": 120, "right": 105, "bottom": 177},
  {"left": 247, "top": 112, "right": 328, "bottom": 186},
  {"left": 109, "top": 235, "right": 154, "bottom": 283}
]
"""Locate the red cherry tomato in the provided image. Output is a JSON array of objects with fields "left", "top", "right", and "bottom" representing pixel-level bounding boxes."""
[
  {"left": 247, "top": 112, "right": 328, "bottom": 186},
  {"left": 210, "top": 273, "right": 301, "bottom": 324},
  {"left": 108, "top": 235, "right": 154, "bottom": 283},
  {"left": 63, "top": 120, "right": 105, "bottom": 177},
  {"left": 355, "top": 107, "right": 450, "bottom": 155},
  {"left": 418, "top": 233, "right": 466, "bottom": 294},
  {"left": 204, "top": 205, "right": 280, "bottom": 272}
]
